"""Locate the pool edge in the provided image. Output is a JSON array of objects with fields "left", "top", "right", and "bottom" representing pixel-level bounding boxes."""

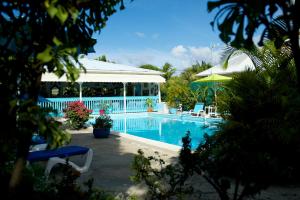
[{"left": 111, "top": 131, "right": 181, "bottom": 152}]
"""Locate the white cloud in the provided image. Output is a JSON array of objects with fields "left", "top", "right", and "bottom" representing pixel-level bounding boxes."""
[
  {"left": 89, "top": 45, "right": 223, "bottom": 74},
  {"left": 189, "top": 46, "right": 210, "bottom": 58},
  {"left": 171, "top": 45, "right": 187, "bottom": 57},
  {"left": 188, "top": 46, "right": 221, "bottom": 65},
  {"left": 135, "top": 32, "right": 146, "bottom": 38}
]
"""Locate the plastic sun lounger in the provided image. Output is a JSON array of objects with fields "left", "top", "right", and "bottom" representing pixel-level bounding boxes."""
[
  {"left": 30, "top": 134, "right": 48, "bottom": 151},
  {"left": 188, "top": 102, "right": 205, "bottom": 117},
  {"left": 27, "top": 145, "right": 93, "bottom": 176}
]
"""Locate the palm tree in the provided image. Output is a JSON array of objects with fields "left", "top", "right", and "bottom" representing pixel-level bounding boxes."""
[
  {"left": 191, "top": 40, "right": 299, "bottom": 200},
  {"left": 220, "top": 40, "right": 294, "bottom": 75},
  {"left": 161, "top": 62, "right": 176, "bottom": 81},
  {"left": 181, "top": 61, "right": 212, "bottom": 83},
  {"left": 139, "top": 64, "right": 162, "bottom": 72},
  {"left": 208, "top": 0, "right": 300, "bottom": 89}
]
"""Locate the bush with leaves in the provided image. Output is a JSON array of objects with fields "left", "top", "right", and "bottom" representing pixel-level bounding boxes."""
[
  {"left": 132, "top": 66, "right": 300, "bottom": 200},
  {"left": 64, "top": 101, "right": 92, "bottom": 130},
  {"left": 0, "top": 0, "right": 126, "bottom": 192},
  {"left": 164, "top": 77, "right": 192, "bottom": 110},
  {"left": 186, "top": 70, "right": 300, "bottom": 200},
  {"left": 5, "top": 162, "right": 120, "bottom": 200},
  {"left": 131, "top": 132, "right": 196, "bottom": 200}
]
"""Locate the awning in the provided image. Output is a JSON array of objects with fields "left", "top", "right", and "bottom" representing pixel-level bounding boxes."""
[
  {"left": 42, "top": 72, "right": 165, "bottom": 83},
  {"left": 197, "top": 53, "right": 255, "bottom": 77}
]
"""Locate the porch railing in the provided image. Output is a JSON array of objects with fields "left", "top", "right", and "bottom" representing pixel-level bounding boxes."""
[{"left": 38, "top": 96, "right": 159, "bottom": 116}]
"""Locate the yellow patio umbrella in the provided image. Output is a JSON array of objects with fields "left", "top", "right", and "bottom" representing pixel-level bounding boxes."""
[{"left": 194, "top": 74, "right": 232, "bottom": 104}]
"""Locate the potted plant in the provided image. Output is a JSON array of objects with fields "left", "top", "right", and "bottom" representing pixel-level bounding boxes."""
[
  {"left": 145, "top": 98, "right": 154, "bottom": 112},
  {"left": 92, "top": 114, "right": 113, "bottom": 138}
]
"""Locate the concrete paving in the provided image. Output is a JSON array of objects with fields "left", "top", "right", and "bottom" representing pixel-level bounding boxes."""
[
  {"left": 68, "top": 127, "right": 181, "bottom": 198},
  {"left": 68, "top": 127, "right": 300, "bottom": 200}
]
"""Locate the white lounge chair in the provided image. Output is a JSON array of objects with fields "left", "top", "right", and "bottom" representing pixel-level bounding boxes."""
[
  {"left": 189, "top": 102, "right": 205, "bottom": 117},
  {"left": 27, "top": 145, "right": 93, "bottom": 176}
]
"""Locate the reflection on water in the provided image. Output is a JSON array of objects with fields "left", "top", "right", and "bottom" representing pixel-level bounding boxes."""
[{"left": 112, "top": 117, "right": 218, "bottom": 149}]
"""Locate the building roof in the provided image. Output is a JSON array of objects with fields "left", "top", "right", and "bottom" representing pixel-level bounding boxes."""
[
  {"left": 197, "top": 53, "right": 255, "bottom": 77},
  {"left": 42, "top": 57, "right": 165, "bottom": 83}
]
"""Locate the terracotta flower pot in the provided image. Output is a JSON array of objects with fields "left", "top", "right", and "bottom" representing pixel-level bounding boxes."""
[{"left": 147, "top": 107, "right": 153, "bottom": 112}]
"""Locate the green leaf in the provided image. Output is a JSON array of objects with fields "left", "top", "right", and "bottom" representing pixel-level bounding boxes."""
[
  {"left": 66, "top": 64, "right": 80, "bottom": 81},
  {"left": 53, "top": 37, "right": 62, "bottom": 46},
  {"left": 37, "top": 46, "right": 53, "bottom": 63},
  {"left": 56, "top": 5, "right": 68, "bottom": 24},
  {"left": 69, "top": 6, "right": 79, "bottom": 23},
  {"left": 207, "top": 1, "right": 222, "bottom": 12},
  {"left": 65, "top": 47, "right": 77, "bottom": 54},
  {"left": 45, "top": 2, "right": 58, "bottom": 18}
]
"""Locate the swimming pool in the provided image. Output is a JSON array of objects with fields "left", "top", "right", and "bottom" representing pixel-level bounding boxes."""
[{"left": 92, "top": 113, "right": 221, "bottom": 150}]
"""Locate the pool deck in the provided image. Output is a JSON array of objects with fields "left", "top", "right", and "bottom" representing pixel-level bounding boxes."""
[
  {"left": 69, "top": 127, "right": 181, "bottom": 197},
  {"left": 68, "top": 127, "right": 300, "bottom": 200}
]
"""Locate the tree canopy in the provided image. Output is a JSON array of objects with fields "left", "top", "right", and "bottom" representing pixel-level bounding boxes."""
[
  {"left": 139, "top": 64, "right": 162, "bottom": 71},
  {"left": 208, "top": 0, "right": 300, "bottom": 88},
  {"left": 180, "top": 61, "right": 212, "bottom": 83},
  {"left": 0, "top": 0, "right": 126, "bottom": 193}
]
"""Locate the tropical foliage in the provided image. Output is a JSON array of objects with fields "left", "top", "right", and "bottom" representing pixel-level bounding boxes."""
[
  {"left": 131, "top": 135, "right": 194, "bottom": 199},
  {"left": 161, "top": 62, "right": 176, "bottom": 81},
  {"left": 139, "top": 64, "right": 162, "bottom": 72},
  {"left": 0, "top": 0, "right": 126, "bottom": 193},
  {"left": 145, "top": 98, "right": 154, "bottom": 108},
  {"left": 95, "top": 55, "right": 115, "bottom": 63},
  {"left": 64, "top": 101, "right": 92, "bottom": 130},
  {"left": 132, "top": 37, "right": 300, "bottom": 199},
  {"left": 7, "top": 163, "right": 117, "bottom": 200},
  {"left": 157, "top": 61, "right": 212, "bottom": 110},
  {"left": 208, "top": 0, "right": 300, "bottom": 88},
  {"left": 180, "top": 61, "right": 212, "bottom": 83},
  {"left": 139, "top": 62, "right": 176, "bottom": 81}
]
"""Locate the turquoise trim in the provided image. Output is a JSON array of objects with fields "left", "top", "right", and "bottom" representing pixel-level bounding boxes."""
[{"left": 38, "top": 96, "right": 159, "bottom": 116}]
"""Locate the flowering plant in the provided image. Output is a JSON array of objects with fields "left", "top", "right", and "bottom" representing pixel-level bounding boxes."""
[
  {"left": 93, "top": 114, "right": 113, "bottom": 129},
  {"left": 99, "top": 103, "right": 111, "bottom": 114},
  {"left": 64, "top": 101, "right": 92, "bottom": 130}
]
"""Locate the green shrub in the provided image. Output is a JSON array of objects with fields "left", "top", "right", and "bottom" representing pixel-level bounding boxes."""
[{"left": 6, "top": 162, "right": 117, "bottom": 200}]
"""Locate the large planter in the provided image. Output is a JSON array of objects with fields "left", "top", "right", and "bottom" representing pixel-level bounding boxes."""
[{"left": 93, "top": 128, "right": 110, "bottom": 138}]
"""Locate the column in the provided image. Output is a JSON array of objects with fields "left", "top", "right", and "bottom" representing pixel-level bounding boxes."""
[
  {"left": 158, "top": 83, "right": 161, "bottom": 103},
  {"left": 123, "top": 82, "right": 127, "bottom": 113},
  {"left": 79, "top": 82, "right": 83, "bottom": 102}
]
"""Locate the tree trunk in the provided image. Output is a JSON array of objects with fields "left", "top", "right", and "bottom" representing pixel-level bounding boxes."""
[{"left": 8, "top": 72, "right": 42, "bottom": 190}]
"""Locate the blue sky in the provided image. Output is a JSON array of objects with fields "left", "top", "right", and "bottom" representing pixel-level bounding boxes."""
[{"left": 88, "top": 0, "right": 225, "bottom": 72}]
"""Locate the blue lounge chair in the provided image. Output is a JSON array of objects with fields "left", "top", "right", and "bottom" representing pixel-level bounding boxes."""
[
  {"left": 28, "top": 145, "right": 93, "bottom": 176},
  {"left": 31, "top": 134, "right": 46, "bottom": 145},
  {"left": 189, "top": 102, "right": 205, "bottom": 117},
  {"left": 30, "top": 134, "right": 48, "bottom": 151}
]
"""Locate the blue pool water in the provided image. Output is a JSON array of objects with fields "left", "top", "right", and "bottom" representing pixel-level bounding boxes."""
[{"left": 99, "top": 114, "right": 221, "bottom": 150}]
